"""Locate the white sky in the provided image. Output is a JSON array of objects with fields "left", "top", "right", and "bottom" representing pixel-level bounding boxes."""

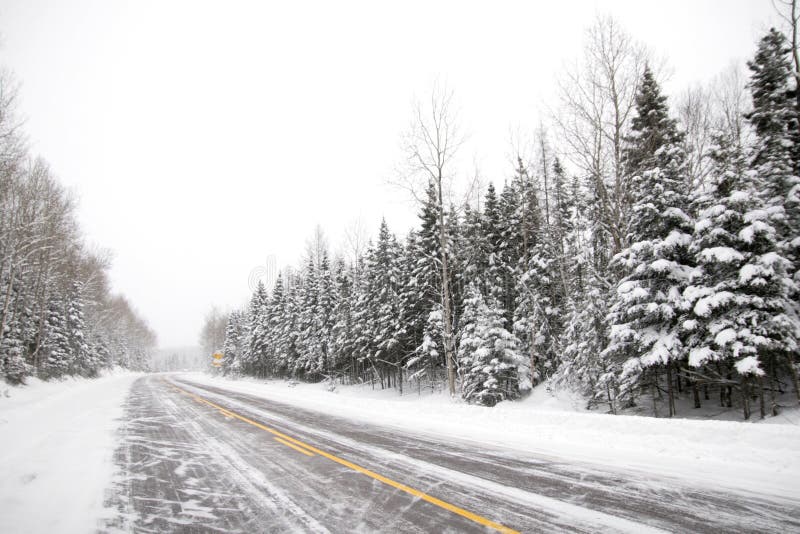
[{"left": 0, "top": 0, "right": 781, "bottom": 348}]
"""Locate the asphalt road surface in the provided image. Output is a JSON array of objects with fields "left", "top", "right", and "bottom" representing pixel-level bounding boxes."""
[{"left": 103, "top": 375, "right": 800, "bottom": 533}]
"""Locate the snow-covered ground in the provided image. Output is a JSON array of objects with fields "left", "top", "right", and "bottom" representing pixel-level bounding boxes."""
[
  {"left": 0, "top": 369, "right": 141, "bottom": 534},
  {"left": 182, "top": 372, "right": 800, "bottom": 499}
]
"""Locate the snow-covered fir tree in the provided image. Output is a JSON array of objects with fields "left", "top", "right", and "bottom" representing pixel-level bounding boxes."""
[
  {"left": 605, "top": 66, "right": 694, "bottom": 416},
  {"left": 747, "top": 29, "right": 800, "bottom": 287},
  {"left": 222, "top": 310, "right": 247, "bottom": 376},
  {"left": 685, "top": 128, "right": 798, "bottom": 418},
  {"left": 245, "top": 281, "right": 269, "bottom": 377},
  {"left": 458, "top": 283, "right": 526, "bottom": 405}
]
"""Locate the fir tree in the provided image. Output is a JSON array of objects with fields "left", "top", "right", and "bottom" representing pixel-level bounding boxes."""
[
  {"left": 42, "top": 293, "right": 71, "bottom": 378},
  {"left": 266, "top": 273, "right": 287, "bottom": 375},
  {"left": 315, "top": 251, "right": 335, "bottom": 377},
  {"left": 459, "top": 283, "right": 525, "bottom": 405},
  {"left": 245, "top": 281, "right": 269, "bottom": 377},
  {"left": 685, "top": 126, "right": 800, "bottom": 417},
  {"left": 296, "top": 257, "right": 319, "bottom": 378},
  {"left": 330, "top": 258, "right": 356, "bottom": 381},
  {"left": 222, "top": 310, "right": 246, "bottom": 376},
  {"left": 606, "top": 66, "right": 694, "bottom": 416},
  {"left": 747, "top": 28, "right": 800, "bottom": 322},
  {"left": 66, "top": 282, "right": 92, "bottom": 377}
]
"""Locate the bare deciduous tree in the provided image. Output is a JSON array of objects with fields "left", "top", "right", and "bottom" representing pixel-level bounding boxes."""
[
  {"left": 774, "top": 0, "right": 800, "bottom": 109},
  {"left": 402, "top": 86, "right": 464, "bottom": 396},
  {"left": 553, "top": 15, "right": 650, "bottom": 259}
]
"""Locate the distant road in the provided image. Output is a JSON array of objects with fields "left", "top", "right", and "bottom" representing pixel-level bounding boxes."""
[{"left": 104, "top": 375, "right": 800, "bottom": 533}]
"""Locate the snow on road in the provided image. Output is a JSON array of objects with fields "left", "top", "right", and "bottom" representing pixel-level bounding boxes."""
[
  {"left": 173, "top": 376, "right": 800, "bottom": 533},
  {"left": 182, "top": 373, "right": 800, "bottom": 499},
  {"left": 0, "top": 370, "right": 140, "bottom": 534}
]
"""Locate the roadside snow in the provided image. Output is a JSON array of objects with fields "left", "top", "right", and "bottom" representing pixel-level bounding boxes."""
[
  {"left": 181, "top": 373, "right": 800, "bottom": 499},
  {"left": 0, "top": 369, "right": 141, "bottom": 534}
]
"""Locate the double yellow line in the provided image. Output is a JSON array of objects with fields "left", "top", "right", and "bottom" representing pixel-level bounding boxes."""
[{"left": 166, "top": 380, "right": 520, "bottom": 534}]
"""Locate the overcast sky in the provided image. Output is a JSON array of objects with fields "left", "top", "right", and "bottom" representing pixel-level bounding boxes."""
[{"left": 0, "top": 0, "right": 782, "bottom": 348}]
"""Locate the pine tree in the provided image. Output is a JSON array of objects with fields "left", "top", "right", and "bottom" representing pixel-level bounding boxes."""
[
  {"left": 408, "top": 304, "right": 444, "bottom": 385},
  {"left": 482, "top": 183, "right": 504, "bottom": 302},
  {"left": 282, "top": 274, "right": 302, "bottom": 377},
  {"left": 747, "top": 28, "right": 800, "bottom": 280},
  {"left": 66, "top": 282, "right": 93, "bottom": 377},
  {"left": 556, "top": 285, "right": 618, "bottom": 412},
  {"left": 514, "top": 242, "right": 562, "bottom": 384},
  {"left": 397, "top": 232, "right": 427, "bottom": 382},
  {"left": 404, "top": 183, "right": 449, "bottom": 387},
  {"left": 605, "top": 66, "right": 694, "bottom": 416},
  {"left": 459, "top": 283, "right": 525, "bottom": 405},
  {"left": 266, "top": 273, "right": 287, "bottom": 375},
  {"left": 222, "top": 310, "right": 246, "bottom": 376},
  {"left": 315, "top": 251, "right": 335, "bottom": 377},
  {"left": 296, "top": 257, "right": 319, "bottom": 378},
  {"left": 330, "top": 258, "right": 356, "bottom": 381},
  {"left": 1, "top": 315, "right": 28, "bottom": 384},
  {"left": 686, "top": 130, "right": 798, "bottom": 418},
  {"left": 42, "top": 292, "right": 71, "bottom": 378},
  {"left": 245, "top": 281, "right": 269, "bottom": 377},
  {"left": 746, "top": 29, "right": 800, "bottom": 405}
]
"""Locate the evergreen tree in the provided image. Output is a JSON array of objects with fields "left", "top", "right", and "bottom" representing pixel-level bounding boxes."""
[
  {"left": 408, "top": 304, "right": 444, "bottom": 385},
  {"left": 266, "top": 273, "right": 287, "bottom": 375},
  {"left": 42, "top": 293, "right": 71, "bottom": 378},
  {"left": 245, "top": 281, "right": 269, "bottom": 377},
  {"left": 222, "top": 310, "right": 246, "bottom": 376},
  {"left": 459, "top": 283, "right": 525, "bottom": 405},
  {"left": 747, "top": 28, "right": 800, "bottom": 277},
  {"left": 66, "top": 282, "right": 93, "bottom": 377},
  {"left": 685, "top": 126, "right": 800, "bottom": 417},
  {"left": 330, "top": 258, "right": 356, "bottom": 381},
  {"left": 746, "top": 31, "right": 800, "bottom": 399},
  {"left": 482, "top": 183, "right": 504, "bottom": 301},
  {"left": 315, "top": 251, "right": 335, "bottom": 377},
  {"left": 606, "top": 66, "right": 694, "bottom": 416},
  {"left": 296, "top": 257, "right": 319, "bottom": 378},
  {"left": 1, "top": 316, "right": 28, "bottom": 384}
]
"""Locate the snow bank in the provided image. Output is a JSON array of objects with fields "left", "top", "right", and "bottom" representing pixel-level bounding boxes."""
[
  {"left": 0, "top": 369, "right": 141, "bottom": 534},
  {"left": 182, "top": 373, "right": 800, "bottom": 498}
]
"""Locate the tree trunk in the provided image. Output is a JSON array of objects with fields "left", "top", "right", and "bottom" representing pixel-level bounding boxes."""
[
  {"left": 437, "top": 175, "right": 456, "bottom": 397},
  {"left": 651, "top": 371, "right": 659, "bottom": 418},
  {"left": 726, "top": 367, "right": 733, "bottom": 408},
  {"left": 666, "top": 362, "right": 675, "bottom": 417},
  {"left": 786, "top": 354, "right": 800, "bottom": 404},
  {"left": 742, "top": 376, "right": 751, "bottom": 420}
]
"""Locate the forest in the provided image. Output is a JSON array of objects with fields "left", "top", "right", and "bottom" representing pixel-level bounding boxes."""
[
  {"left": 0, "top": 74, "right": 156, "bottom": 384},
  {"left": 213, "top": 16, "right": 800, "bottom": 420}
]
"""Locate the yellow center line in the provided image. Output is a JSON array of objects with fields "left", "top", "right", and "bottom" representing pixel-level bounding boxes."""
[
  {"left": 163, "top": 379, "right": 519, "bottom": 534},
  {"left": 274, "top": 436, "right": 315, "bottom": 457}
]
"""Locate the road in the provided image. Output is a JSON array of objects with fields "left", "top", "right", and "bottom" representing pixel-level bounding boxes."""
[{"left": 103, "top": 375, "right": 800, "bottom": 533}]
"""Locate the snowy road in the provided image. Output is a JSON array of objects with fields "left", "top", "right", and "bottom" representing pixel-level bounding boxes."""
[{"left": 105, "top": 375, "right": 800, "bottom": 533}]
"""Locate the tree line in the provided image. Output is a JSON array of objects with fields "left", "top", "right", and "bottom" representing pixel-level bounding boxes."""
[
  {"left": 0, "top": 70, "right": 156, "bottom": 385},
  {"left": 214, "top": 16, "right": 799, "bottom": 419}
]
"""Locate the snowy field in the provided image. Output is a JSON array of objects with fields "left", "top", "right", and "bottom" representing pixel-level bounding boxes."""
[
  {"left": 0, "top": 370, "right": 141, "bottom": 534},
  {"left": 183, "top": 372, "right": 800, "bottom": 499}
]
